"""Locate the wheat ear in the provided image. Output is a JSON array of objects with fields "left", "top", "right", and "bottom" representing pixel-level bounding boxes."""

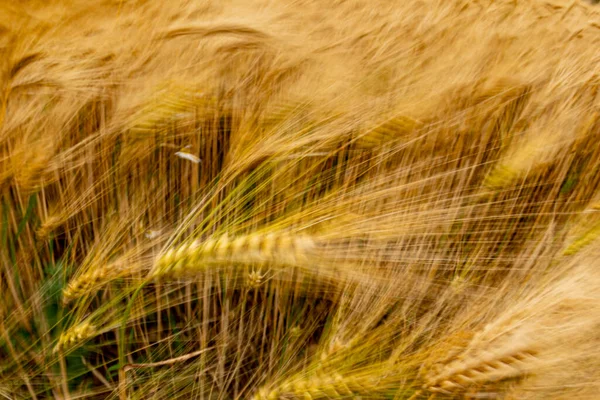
[
  {"left": 62, "top": 266, "right": 129, "bottom": 303},
  {"left": 422, "top": 265, "right": 600, "bottom": 396},
  {"left": 422, "top": 337, "right": 538, "bottom": 395},
  {"left": 54, "top": 321, "right": 95, "bottom": 353},
  {"left": 563, "top": 219, "right": 600, "bottom": 256},
  {"left": 356, "top": 115, "right": 422, "bottom": 149},
  {"left": 150, "top": 232, "right": 316, "bottom": 278},
  {"left": 128, "top": 84, "right": 212, "bottom": 134},
  {"left": 252, "top": 371, "right": 383, "bottom": 400}
]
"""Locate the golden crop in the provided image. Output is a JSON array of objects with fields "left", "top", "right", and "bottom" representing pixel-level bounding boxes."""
[{"left": 1, "top": 0, "right": 599, "bottom": 398}]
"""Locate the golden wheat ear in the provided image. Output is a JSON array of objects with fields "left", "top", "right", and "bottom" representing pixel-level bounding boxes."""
[
  {"left": 562, "top": 217, "right": 600, "bottom": 256},
  {"left": 149, "top": 232, "right": 317, "bottom": 279},
  {"left": 62, "top": 265, "right": 133, "bottom": 304},
  {"left": 252, "top": 371, "right": 385, "bottom": 400},
  {"left": 421, "top": 264, "right": 600, "bottom": 398},
  {"left": 422, "top": 341, "right": 539, "bottom": 395},
  {"left": 127, "top": 82, "right": 214, "bottom": 135},
  {"left": 62, "top": 269, "right": 109, "bottom": 304},
  {"left": 53, "top": 321, "right": 95, "bottom": 354},
  {"left": 355, "top": 115, "right": 422, "bottom": 149},
  {"left": 420, "top": 317, "right": 539, "bottom": 396},
  {"left": 261, "top": 99, "right": 309, "bottom": 128}
]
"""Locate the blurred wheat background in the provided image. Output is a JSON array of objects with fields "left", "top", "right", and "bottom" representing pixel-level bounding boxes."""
[{"left": 1, "top": 0, "right": 600, "bottom": 398}]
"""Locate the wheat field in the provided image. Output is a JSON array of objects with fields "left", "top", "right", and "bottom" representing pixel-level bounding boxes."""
[{"left": 1, "top": 0, "right": 600, "bottom": 398}]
